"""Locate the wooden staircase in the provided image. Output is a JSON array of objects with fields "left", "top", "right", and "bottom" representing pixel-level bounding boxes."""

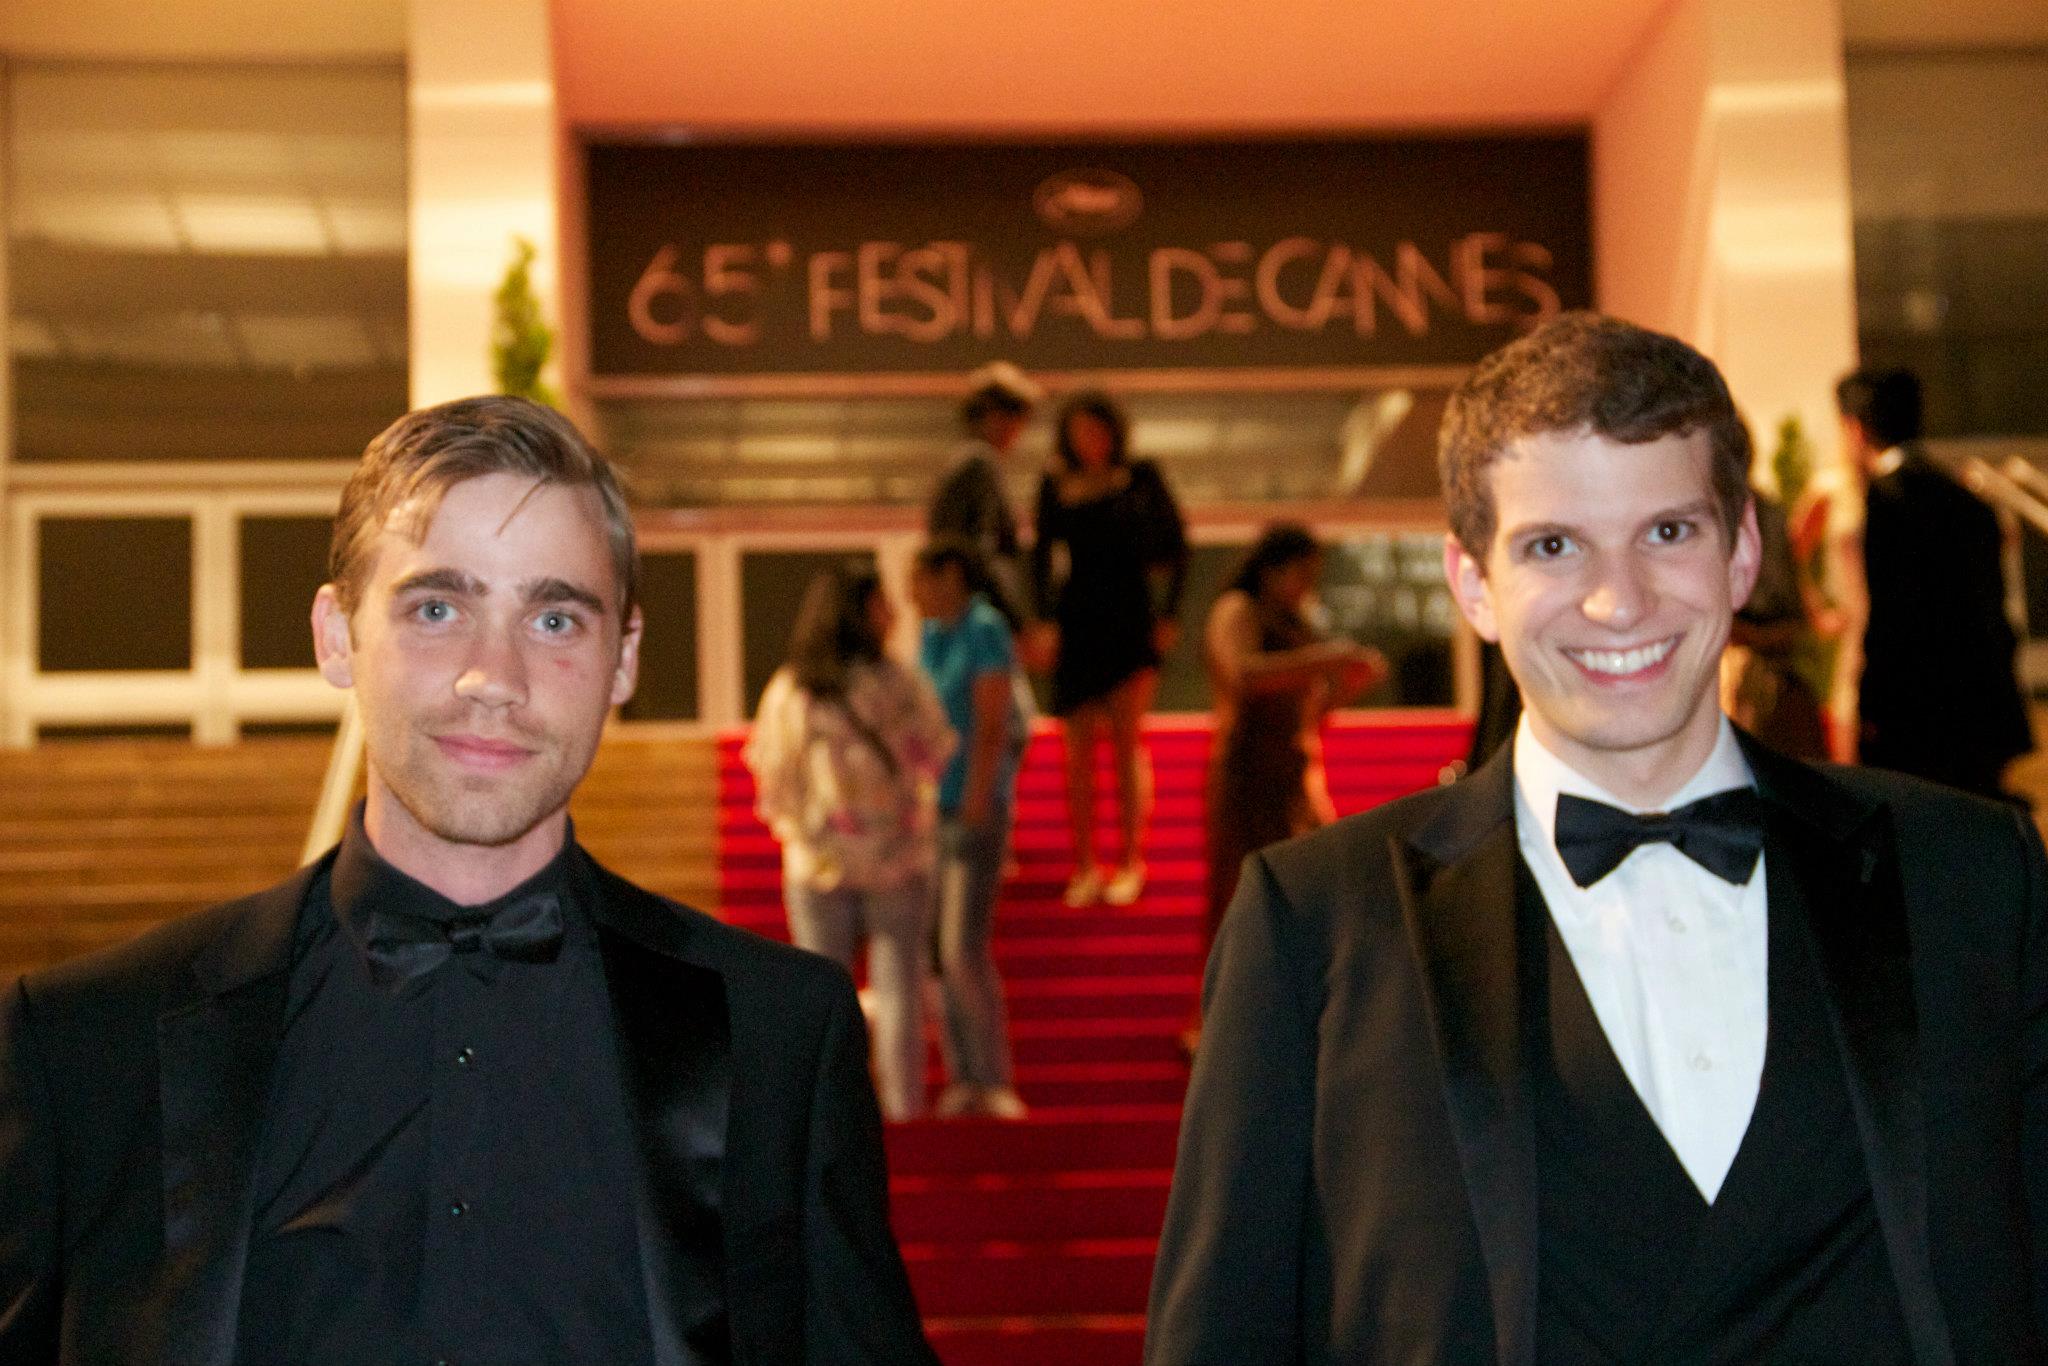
[{"left": 0, "top": 739, "right": 327, "bottom": 981}]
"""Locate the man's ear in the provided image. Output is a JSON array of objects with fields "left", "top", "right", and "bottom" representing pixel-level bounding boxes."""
[
  {"left": 311, "top": 584, "right": 354, "bottom": 689},
  {"left": 1443, "top": 536, "right": 1501, "bottom": 643},
  {"left": 1727, "top": 496, "right": 1764, "bottom": 613},
  {"left": 610, "top": 606, "right": 644, "bottom": 708}
]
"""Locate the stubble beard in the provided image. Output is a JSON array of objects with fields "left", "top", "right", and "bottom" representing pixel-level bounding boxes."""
[{"left": 371, "top": 714, "right": 598, "bottom": 850}]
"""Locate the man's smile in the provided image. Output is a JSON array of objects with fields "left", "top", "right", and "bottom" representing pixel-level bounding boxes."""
[{"left": 1563, "top": 634, "right": 1681, "bottom": 680}]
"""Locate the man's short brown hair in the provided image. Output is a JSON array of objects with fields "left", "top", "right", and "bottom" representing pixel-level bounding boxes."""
[
  {"left": 1438, "top": 312, "right": 1751, "bottom": 559},
  {"left": 328, "top": 395, "right": 638, "bottom": 620}
]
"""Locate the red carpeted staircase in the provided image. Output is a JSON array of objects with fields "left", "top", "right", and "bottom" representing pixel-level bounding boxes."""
[{"left": 718, "top": 713, "right": 1470, "bottom": 1365}]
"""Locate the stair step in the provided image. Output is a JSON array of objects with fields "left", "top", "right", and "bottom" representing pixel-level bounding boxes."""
[
  {"left": 992, "top": 940, "right": 1204, "bottom": 979},
  {"left": 716, "top": 860, "right": 1210, "bottom": 895},
  {"left": 886, "top": 1106, "right": 1182, "bottom": 1176},
  {"left": 1003, "top": 974, "right": 1196, "bottom": 1020},
  {"left": 903, "top": 1238, "right": 1157, "bottom": 1317},
  {"left": 924, "top": 1315, "right": 1144, "bottom": 1366},
  {"left": 972, "top": 1061, "right": 1189, "bottom": 1109},
  {"left": 715, "top": 895, "right": 1206, "bottom": 926},
  {"left": 892, "top": 1169, "right": 1171, "bottom": 1243}
]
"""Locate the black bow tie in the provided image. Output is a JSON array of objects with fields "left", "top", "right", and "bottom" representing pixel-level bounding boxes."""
[
  {"left": 359, "top": 891, "right": 566, "bottom": 992},
  {"left": 1553, "top": 789, "right": 1767, "bottom": 889}
]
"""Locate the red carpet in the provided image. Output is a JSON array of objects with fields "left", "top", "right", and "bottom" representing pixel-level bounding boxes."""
[{"left": 718, "top": 712, "right": 1471, "bottom": 1364}]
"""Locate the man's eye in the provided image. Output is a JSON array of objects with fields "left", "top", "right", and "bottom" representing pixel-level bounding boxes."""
[
  {"left": 1526, "top": 534, "right": 1573, "bottom": 560},
  {"left": 537, "top": 611, "right": 579, "bottom": 635},
  {"left": 1649, "top": 520, "right": 1695, "bottom": 545},
  {"left": 416, "top": 599, "right": 453, "bottom": 623}
]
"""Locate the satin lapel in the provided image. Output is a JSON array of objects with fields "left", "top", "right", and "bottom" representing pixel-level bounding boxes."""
[
  {"left": 588, "top": 859, "right": 735, "bottom": 1366},
  {"left": 154, "top": 867, "right": 312, "bottom": 1366},
  {"left": 1745, "top": 740, "right": 1955, "bottom": 1366},
  {"left": 1393, "top": 752, "right": 1536, "bottom": 1366}
]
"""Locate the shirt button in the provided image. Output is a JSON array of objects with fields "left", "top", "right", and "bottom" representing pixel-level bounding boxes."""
[
  {"left": 1690, "top": 1053, "right": 1713, "bottom": 1071},
  {"left": 454, "top": 1047, "right": 476, "bottom": 1067},
  {"left": 448, "top": 1200, "right": 468, "bottom": 1218},
  {"left": 1666, "top": 915, "right": 1687, "bottom": 933}
]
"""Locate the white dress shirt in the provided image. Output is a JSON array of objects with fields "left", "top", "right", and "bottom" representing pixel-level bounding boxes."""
[{"left": 1512, "top": 715, "right": 1768, "bottom": 1202}]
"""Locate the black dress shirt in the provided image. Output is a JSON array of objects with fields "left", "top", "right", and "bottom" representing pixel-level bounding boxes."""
[{"left": 235, "top": 808, "right": 654, "bottom": 1366}]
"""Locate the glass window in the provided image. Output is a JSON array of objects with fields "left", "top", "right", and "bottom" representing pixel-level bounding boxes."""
[
  {"left": 1846, "top": 49, "right": 2048, "bottom": 437},
  {"left": 623, "top": 550, "right": 700, "bottom": 722},
  {"left": 594, "top": 386, "right": 1449, "bottom": 509},
  {"left": 740, "top": 548, "right": 879, "bottom": 715}
]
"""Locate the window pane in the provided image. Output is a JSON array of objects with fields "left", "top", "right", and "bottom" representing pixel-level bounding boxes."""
[{"left": 8, "top": 62, "right": 408, "bottom": 464}]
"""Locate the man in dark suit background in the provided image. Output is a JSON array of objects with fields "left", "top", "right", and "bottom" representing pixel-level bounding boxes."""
[
  {"left": 1147, "top": 315, "right": 2047, "bottom": 1364},
  {"left": 1839, "top": 366, "right": 2032, "bottom": 799},
  {"left": 0, "top": 396, "right": 937, "bottom": 1366}
]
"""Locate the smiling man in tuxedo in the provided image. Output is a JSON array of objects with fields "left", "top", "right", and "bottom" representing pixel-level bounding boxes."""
[
  {"left": 1147, "top": 314, "right": 2047, "bottom": 1364},
  {"left": 0, "top": 396, "right": 937, "bottom": 1366}
]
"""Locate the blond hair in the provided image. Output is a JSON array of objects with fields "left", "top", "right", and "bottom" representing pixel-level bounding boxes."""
[{"left": 328, "top": 395, "right": 638, "bottom": 620}]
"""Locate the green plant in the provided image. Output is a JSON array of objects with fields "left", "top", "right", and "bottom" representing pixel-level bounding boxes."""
[
  {"left": 1771, "top": 413, "right": 1814, "bottom": 506},
  {"left": 492, "top": 236, "right": 560, "bottom": 407},
  {"left": 1770, "top": 413, "right": 1838, "bottom": 704}
]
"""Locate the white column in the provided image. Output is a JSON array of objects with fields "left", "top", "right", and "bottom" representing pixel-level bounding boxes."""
[
  {"left": 698, "top": 540, "right": 744, "bottom": 729},
  {"left": 875, "top": 533, "right": 919, "bottom": 662},
  {"left": 191, "top": 499, "right": 239, "bottom": 744},
  {"left": 407, "top": 0, "right": 559, "bottom": 408},
  {"left": 1593, "top": 0, "right": 1858, "bottom": 479}
]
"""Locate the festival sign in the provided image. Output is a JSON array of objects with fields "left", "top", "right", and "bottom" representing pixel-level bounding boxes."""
[{"left": 582, "top": 134, "right": 1590, "bottom": 387}]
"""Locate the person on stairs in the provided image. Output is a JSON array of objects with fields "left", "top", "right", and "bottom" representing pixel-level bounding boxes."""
[
  {"left": 1192, "top": 523, "right": 1384, "bottom": 1054},
  {"left": 927, "top": 359, "right": 1041, "bottom": 633},
  {"left": 746, "top": 562, "right": 955, "bottom": 1123},
  {"left": 911, "top": 538, "right": 1030, "bottom": 1120},
  {"left": 1030, "top": 391, "right": 1189, "bottom": 908}
]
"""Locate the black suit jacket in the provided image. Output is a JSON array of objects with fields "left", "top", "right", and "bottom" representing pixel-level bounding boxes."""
[
  {"left": 1861, "top": 446, "right": 2031, "bottom": 784},
  {"left": 0, "top": 848, "right": 938, "bottom": 1366},
  {"left": 1146, "top": 738, "right": 2048, "bottom": 1366}
]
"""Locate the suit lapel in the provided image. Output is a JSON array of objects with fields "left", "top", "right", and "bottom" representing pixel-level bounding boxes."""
[
  {"left": 585, "top": 856, "right": 736, "bottom": 1366},
  {"left": 154, "top": 864, "right": 312, "bottom": 1366},
  {"left": 1392, "top": 750, "right": 1537, "bottom": 1366},
  {"left": 1743, "top": 739, "right": 1954, "bottom": 1366}
]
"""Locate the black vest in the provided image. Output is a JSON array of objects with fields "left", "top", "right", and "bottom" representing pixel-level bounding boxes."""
[{"left": 1519, "top": 856, "right": 1913, "bottom": 1365}]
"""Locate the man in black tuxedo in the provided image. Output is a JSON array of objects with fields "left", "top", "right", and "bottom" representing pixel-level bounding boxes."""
[
  {"left": 0, "top": 396, "right": 938, "bottom": 1366},
  {"left": 1148, "top": 315, "right": 2047, "bottom": 1364},
  {"left": 1839, "top": 366, "right": 2031, "bottom": 799},
  {"left": 927, "top": 360, "right": 1042, "bottom": 631}
]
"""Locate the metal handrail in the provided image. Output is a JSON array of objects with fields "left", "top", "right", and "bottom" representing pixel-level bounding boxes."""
[
  {"left": 1959, "top": 456, "right": 2048, "bottom": 541},
  {"left": 1998, "top": 456, "right": 2048, "bottom": 509}
]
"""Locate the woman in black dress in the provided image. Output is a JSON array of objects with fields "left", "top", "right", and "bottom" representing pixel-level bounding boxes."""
[{"left": 1031, "top": 392, "right": 1188, "bottom": 907}]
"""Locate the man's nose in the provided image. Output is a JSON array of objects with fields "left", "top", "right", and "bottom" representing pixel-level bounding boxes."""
[
  {"left": 1580, "top": 554, "right": 1653, "bottom": 630},
  {"left": 453, "top": 628, "right": 528, "bottom": 708}
]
